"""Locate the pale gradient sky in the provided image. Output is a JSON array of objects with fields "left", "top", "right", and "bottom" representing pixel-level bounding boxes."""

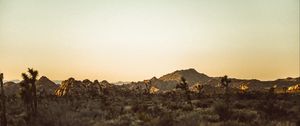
[{"left": 0, "top": 0, "right": 299, "bottom": 82}]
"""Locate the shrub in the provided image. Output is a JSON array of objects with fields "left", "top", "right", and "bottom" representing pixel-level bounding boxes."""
[
  {"left": 256, "top": 101, "right": 289, "bottom": 120},
  {"left": 231, "top": 109, "right": 257, "bottom": 122},
  {"left": 213, "top": 101, "right": 233, "bottom": 121}
]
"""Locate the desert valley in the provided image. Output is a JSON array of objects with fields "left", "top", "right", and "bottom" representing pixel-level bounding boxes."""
[{"left": 1, "top": 1, "right": 299, "bottom": 125}]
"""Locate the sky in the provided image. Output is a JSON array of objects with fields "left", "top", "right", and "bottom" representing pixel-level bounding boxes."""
[{"left": 0, "top": 0, "right": 299, "bottom": 82}]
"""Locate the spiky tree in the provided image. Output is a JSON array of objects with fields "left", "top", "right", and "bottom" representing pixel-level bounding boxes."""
[
  {"left": 28, "top": 68, "right": 38, "bottom": 113},
  {"left": 221, "top": 75, "right": 231, "bottom": 102},
  {"left": 0, "top": 73, "right": 7, "bottom": 126},
  {"left": 176, "top": 77, "right": 192, "bottom": 108},
  {"left": 20, "top": 68, "right": 38, "bottom": 115},
  {"left": 20, "top": 73, "right": 32, "bottom": 115}
]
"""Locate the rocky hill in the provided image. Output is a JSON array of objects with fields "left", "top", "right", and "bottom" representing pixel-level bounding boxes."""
[
  {"left": 3, "top": 76, "right": 59, "bottom": 96},
  {"left": 128, "top": 68, "right": 300, "bottom": 92},
  {"left": 36, "top": 76, "right": 59, "bottom": 95},
  {"left": 160, "top": 68, "right": 210, "bottom": 83},
  {"left": 2, "top": 69, "right": 299, "bottom": 96},
  {"left": 55, "top": 78, "right": 112, "bottom": 96}
]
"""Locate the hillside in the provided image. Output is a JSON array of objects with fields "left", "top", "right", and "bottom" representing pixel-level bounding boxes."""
[
  {"left": 36, "top": 76, "right": 59, "bottom": 95},
  {"left": 3, "top": 76, "right": 59, "bottom": 96},
  {"left": 128, "top": 68, "right": 300, "bottom": 92}
]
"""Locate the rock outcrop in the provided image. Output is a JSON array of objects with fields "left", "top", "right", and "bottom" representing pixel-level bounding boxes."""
[
  {"left": 149, "top": 86, "right": 159, "bottom": 94},
  {"left": 288, "top": 84, "right": 300, "bottom": 92},
  {"left": 55, "top": 78, "right": 109, "bottom": 97}
]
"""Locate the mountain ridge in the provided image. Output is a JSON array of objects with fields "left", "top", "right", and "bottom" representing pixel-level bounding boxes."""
[{"left": 2, "top": 68, "right": 300, "bottom": 95}]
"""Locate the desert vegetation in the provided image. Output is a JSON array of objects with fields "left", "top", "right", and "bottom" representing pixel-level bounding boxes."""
[
  {"left": 1, "top": 69, "right": 300, "bottom": 126},
  {"left": 1, "top": 73, "right": 7, "bottom": 126}
]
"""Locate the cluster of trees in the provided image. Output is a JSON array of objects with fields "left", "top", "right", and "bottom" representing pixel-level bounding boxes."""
[
  {"left": 175, "top": 75, "right": 232, "bottom": 109},
  {"left": 20, "top": 68, "right": 39, "bottom": 118},
  {"left": 176, "top": 77, "right": 193, "bottom": 107},
  {"left": 0, "top": 68, "right": 39, "bottom": 126}
]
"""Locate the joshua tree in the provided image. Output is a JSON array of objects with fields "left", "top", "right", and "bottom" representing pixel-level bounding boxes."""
[
  {"left": 176, "top": 77, "right": 192, "bottom": 108},
  {"left": 221, "top": 75, "right": 231, "bottom": 102},
  {"left": 0, "top": 73, "right": 7, "bottom": 126},
  {"left": 20, "top": 73, "right": 32, "bottom": 115},
  {"left": 20, "top": 68, "right": 38, "bottom": 115},
  {"left": 28, "top": 68, "right": 38, "bottom": 113}
]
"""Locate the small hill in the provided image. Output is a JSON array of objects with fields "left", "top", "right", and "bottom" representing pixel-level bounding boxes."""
[
  {"left": 36, "top": 76, "right": 59, "bottom": 95},
  {"left": 3, "top": 81, "right": 20, "bottom": 96},
  {"left": 160, "top": 68, "right": 209, "bottom": 82},
  {"left": 3, "top": 76, "right": 59, "bottom": 96},
  {"left": 159, "top": 68, "right": 219, "bottom": 86},
  {"left": 128, "top": 69, "right": 220, "bottom": 91}
]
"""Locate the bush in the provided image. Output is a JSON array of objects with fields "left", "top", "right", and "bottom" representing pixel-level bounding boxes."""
[
  {"left": 213, "top": 101, "right": 233, "bottom": 121},
  {"left": 231, "top": 109, "right": 257, "bottom": 122},
  {"left": 256, "top": 101, "right": 289, "bottom": 120},
  {"left": 220, "top": 120, "right": 248, "bottom": 126}
]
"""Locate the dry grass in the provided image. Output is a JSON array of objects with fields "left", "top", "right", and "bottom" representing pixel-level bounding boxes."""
[{"left": 3, "top": 92, "right": 300, "bottom": 126}]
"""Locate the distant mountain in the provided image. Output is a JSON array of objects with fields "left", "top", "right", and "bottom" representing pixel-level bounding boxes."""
[
  {"left": 2, "top": 70, "right": 300, "bottom": 96},
  {"left": 3, "top": 76, "right": 59, "bottom": 96},
  {"left": 36, "top": 76, "right": 59, "bottom": 95},
  {"left": 212, "top": 76, "right": 300, "bottom": 92},
  {"left": 3, "top": 79, "right": 20, "bottom": 83},
  {"left": 112, "top": 81, "right": 131, "bottom": 85},
  {"left": 52, "top": 80, "right": 62, "bottom": 85},
  {"left": 127, "top": 69, "right": 218, "bottom": 91},
  {"left": 159, "top": 68, "right": 219, "bottom": 86},
  {"left": 3, "top": 81, "right": 20, "bottom": 96},
  {"left": 128, "top": 68, "right": 300, "bottom": 92},
  {"left": 159, "top": 68, "right": 209, "bottom": 82}
]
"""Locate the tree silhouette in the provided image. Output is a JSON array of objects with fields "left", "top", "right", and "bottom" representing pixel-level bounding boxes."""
[
  {"left": 0, "top": 73, "right": 7, "bottom": 126},
  {"left": 221, "top": 75, "right": 231, "bottom": 102},
  {"left": 176, "top": 77, "right": 192, "bottom": 108},
  {"left": 28, "top": 68, "right": 38, "bottom": 114},
  {"left": 20, "top": 68, "right": 38, "bottom": 116},
  {"left": 20, "top": 73, "right": 32, "bottom": 115}
]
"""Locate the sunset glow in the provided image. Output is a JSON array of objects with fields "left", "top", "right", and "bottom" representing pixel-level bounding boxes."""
[{"left": 0, "top": 0, "right": 299, "bottom": 81}]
